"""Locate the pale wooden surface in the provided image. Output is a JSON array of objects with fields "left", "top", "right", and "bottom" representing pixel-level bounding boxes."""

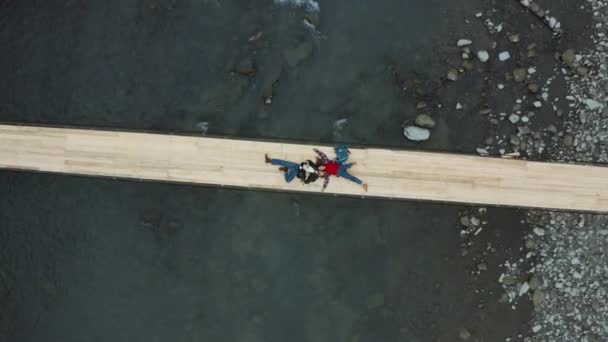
[{"left": 0, "top": 124, "right": 606, "bottom": 212}]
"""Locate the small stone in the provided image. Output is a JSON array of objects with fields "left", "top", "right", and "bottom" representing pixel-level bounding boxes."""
[
  {"left": 521, "top": 116, "right": 529, "bottom": 123},
  {"left": 518, "top": 126, "right": 531, "bottom": 135},
  {"left": 459, "top": 328, "right": 472, "bottom": 340},
  {"left": 576, "top": 66, "right": 589, "bottom": 76},
  {"left": 518, "top": 282, "right": 530, "bottom": 296},
  {"left": 456, "top": 103, "right": 463, "bottom": 110},
  {"left": 561, "top": 49, "right": 576, "bottom": 66},
  {"left": 510, "top": 135, "right": 520, "bottom": 145},
  {"left": 477, "top": 50, "right": 489, "bottom": 62},
  {"left": 403, "top": 126, "right": 431, "bottom": 141},
  {"left": 532, "top": 290, "right": 545, "bottom": 307},
  {"left": 547, "top": 124, "right": 558, "bottom": 134},
  {"left": 509, "top": 114, "right": 520, "bottom": 124},
  {"left": 477, "top": 263, "right": 488, "bottom": 271},
  {"left": 525, "top": 237, "right": 536, "bottom": 249},
  {"left": 501, "top": 275, "right": 517, "bottom": 286},
  {"left": 533, "top": 227, "right": 545, "bottom": 236},
  {"left": 563, "top": 134, "right": 574, "bottom": 146},
  {"left": 498, "top": 51, "right": 511, "bottom": 61},
  {"left": 415, "top": 114, "right": 436, "bottom": 128},
  {"left": 533, "top": 101, "right": 542, "bottom": 108},
  {"left": 532, "top": 325, "right": 542, "bottom": 333},
  {"left": 460, "top": 216, "right": 471, "bottom": 226},
  {"left": 508, "top": 34, "right": 520, "bottom": 43},
  {"left": 470, "top": 217, "right": 480, "bottom": 226},
  {"left": 585, "top": 99, "right": 604, "bottom": 110},
  {"left": 367, "top": 293, "right": 385, "bottom": 309},
  {"left": 527, "top": 83, "right": 540, "bottom": 93},
  {"left": 529, "top": 276, "right": 541, "bottom": 290},
  {"left": 447, "top": 69, "right": 459, "bottom": 81},
  {"left": 520, "top": 0, "right": 530, "bottom": 7},
  {"left": 497, "top": 84, "right": 504, "bottom": 90},
  {"left": 457, "top": 39, "right": 473, "bottom": 47},
  {"left": 416, "top": 102, "right": 427, "bottom": 109},
  {"left": 513, "top": 68, "right": 527, "bottom": 82}
]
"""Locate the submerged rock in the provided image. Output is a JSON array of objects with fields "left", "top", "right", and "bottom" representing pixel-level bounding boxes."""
[
  {"left": 415, "top": 114, "right": 436, "bottom": 128},
  {"left": 283, "top": 42, "right": 314, "bottom": 67}
]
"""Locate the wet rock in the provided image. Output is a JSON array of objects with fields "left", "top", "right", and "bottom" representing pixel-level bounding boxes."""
[
  {"left": 477, "top": 50, "right": 489, "bottom": 62},
  {"left": 261, "top": 58, "right": 283, "bottom": 100},
  {"left": 518, "top": 282, "right": 530, "bottom": 296},
  {"left": 530, "top": 3, "right": 545, "bottom": 18},
  {"left": 415, "top": 114, "right": 436, "bottom": 128},
  {"left": 460, "top": 216, "right": 471, "bottom": 226},
  {"left": 513, "top": 68, "right": 527, "bottom": 82},
  {"left": 403, "top": 126, "right": 431, "bottom": 141},
  {"left": 509, "top": 114, "right": 520, "bottom": 124},
  {"left": 533, "top": 227, "right": 545, "bottom": 236},
  {"left": 457, "top": 39, "right": 473, "bottom": 47},
  {"left": 561, "top": 49, "right": 576, "bottom": 67},
  {"left": 508, "top": 34, "right": 520, "bottom": 43},
  {"left": 501, "top": 275, "right": 517, "bottom": 286},
  {"left": 416, "top": 102, "right": 428, "bottom": 109},
  {"left": 518, "top": 126, "right": 531, "bottom": 135},
  {"left": 462, "top": 61, "right": 475, "bottom": 71},
  {"left": 585, "top": 99, "right": 604, "bottom": 110},
  {"left": 529, "top": 276, "right": 541, "bottom": 290},
  {"left": 283, "top": 42, "right": 314, "bottom": 67},
  {"left": 459, "top": 328, "right": 472, "bottom": 340},
  {"left": 447, "top": 69, "right": 459, "bottom": 81},
  {"left": 525, "top": 237, "right": 536, "bottom": 249},
  {"left": 527, "top": 83, "right": 540, "bottom": 93},
  {"left": 367, "top": 293, "right": 385, "bottom": 309},
  {"left": 499, "top": 51, "right": 511, "bottom": 61},
  {"left": 236, "top": 57, "right": 256, "bottom": 76},
  {"left": 304, "top": 12, "right": 320, "bottom": 27},
  {"left": 477, "top": 262, "right": 488, "bottom": 271},
  {"left": 576, "top": 66, "right": 589, "bottom": 76},
  {"left": 547, "top": 124, "right": 558, "bottom": 134},
  {"left": 563, "top": 134, "right": 574, "bottom": 146},
  {"left": 470, "top": 217, "right": 480, "bottom": 226}
]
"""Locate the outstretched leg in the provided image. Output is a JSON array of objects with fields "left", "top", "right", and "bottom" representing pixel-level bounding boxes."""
[
  {"left": 337, "top": 165, "right": 367, "bottom": 191},
  {"left": 266, "top": 155, "right": 300, "bottom": 182}
]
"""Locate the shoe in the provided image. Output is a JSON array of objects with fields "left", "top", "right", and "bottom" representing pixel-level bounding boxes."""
[
  {"left": 278, "top": 167, "right": 288, "bottom": 172},
  {"left": 265, "top": 154, "right": 271, "bottom": 164}
]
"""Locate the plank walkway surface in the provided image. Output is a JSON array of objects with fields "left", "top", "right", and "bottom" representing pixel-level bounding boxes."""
[{"left": 0, "top": 124, "right": 607, "bottom": 212}]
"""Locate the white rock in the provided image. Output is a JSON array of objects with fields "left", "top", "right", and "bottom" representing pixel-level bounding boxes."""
[
  {"left": 475, "top": 12, "right": 483, "bottom": 18},
  {"left": 519, "top": 282, "right": 530, "bottom": 296},
  {"left": 532, "top": 325, "right": 542, "bottom": 333},
  {"left": 477, "top": 50, "right": 490, "bottom": 62},
  {"left": 533, "top": 101, "right": 542, "bottom": 108},
  {"left": 528, "top": 67, "right": 536, "bottom": 74},
  {"left": 542, "top": 92, "right": 549, "bottom": 101},
  {"left": 509, "top": 114, "right": 520, "bottom": 123},
  {"left": 585, "top": 99, "right": 604, "bottom": 110},
  {"left": 520, "top": 0, "right": 530, "bottom": 7},
  {"left": 403, "top": 126, "right": 430, "bottom": 141},
  {"left": 457, "top": 39, "right": 473, "bottom": 47},
  {"left": 549, "top": 17, "right": 557, "bottom": 29},
  {"left": 497, "top": 84, "right": 504, "bottom": 90},
  {"left": 533, "top": 227, "right": 545, "bottom": 236},
  {"left": 498, "top": 51, "right": 511, "bottom": 61},
  {"left": 521, "top": 116, "right": 529, "bottom": 123},
  {"left": 456, "top": 103, "right": 463, "bottom": 110},
  {"left": 598, "top": 229, "right": 608, "bottom": 235}
]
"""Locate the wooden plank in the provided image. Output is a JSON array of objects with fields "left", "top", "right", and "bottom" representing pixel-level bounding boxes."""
[{"left": 0, "top": 124, "right": 606, "bottom": 212}]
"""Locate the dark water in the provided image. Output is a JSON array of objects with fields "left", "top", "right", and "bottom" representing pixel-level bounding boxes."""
[{"left": 0, "top": 0, "right": 537, "bottom": 341}]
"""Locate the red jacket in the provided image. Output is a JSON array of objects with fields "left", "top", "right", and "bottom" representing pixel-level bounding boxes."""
[{"left": 324, "top": 161, "right": 339, "bottom": 175}]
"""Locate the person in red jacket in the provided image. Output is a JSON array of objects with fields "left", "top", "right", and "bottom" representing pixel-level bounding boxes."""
[{"left": 314, "top": 148, "right": 368, "bottom": 192}]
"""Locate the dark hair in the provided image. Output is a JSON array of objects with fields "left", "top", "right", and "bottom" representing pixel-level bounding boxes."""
[{"left": 297, "top": 160, "right": 319, "bottom": 184}]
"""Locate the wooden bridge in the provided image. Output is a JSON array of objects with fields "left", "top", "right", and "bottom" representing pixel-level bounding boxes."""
[{"left": 0, "top": 124, "right": 606, "bottom": 212}]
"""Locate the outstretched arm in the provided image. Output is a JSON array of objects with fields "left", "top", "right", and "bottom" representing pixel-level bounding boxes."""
[
  {"left": 322, "top": 175, "right": 330, "bottom": 191},
  {"left": 313, "top": 148, "right": 329, "bottom": 164}
]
